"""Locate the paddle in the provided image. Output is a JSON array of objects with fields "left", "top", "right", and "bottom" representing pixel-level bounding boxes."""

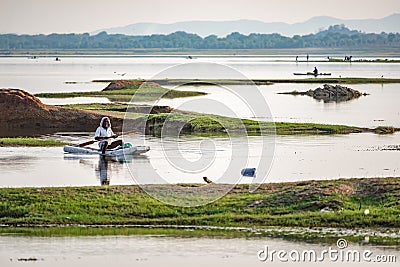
[{"left": 76, "top": 129, "right": 139, "bottom": 147}]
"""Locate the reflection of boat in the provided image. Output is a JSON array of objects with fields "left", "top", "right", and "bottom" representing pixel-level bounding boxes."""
[
  {"left": 63, "top": 152, "right": 144, "bottom": 186},
  {"left": 97, "top": 155, "right": 111, "bottom": 185},
  {"left": 293, "top": 72, "right": 331, "bottom": 76},
  {"left": 63, "top": 143, "right": 150, "bottom": 156}
]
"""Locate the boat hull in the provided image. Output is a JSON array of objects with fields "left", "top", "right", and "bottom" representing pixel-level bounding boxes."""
[{"left": 63, "top": 145, "right": 150, "bottom": 156}]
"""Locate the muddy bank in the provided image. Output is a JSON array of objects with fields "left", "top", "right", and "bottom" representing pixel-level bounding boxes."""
[
  {"left": 0, "top": 89, "right": 385, "bottom": 137},
  {"left": 0, "top": 89, "right": 124, "bottom": 137},
  {"left": 0, "top": 89, "right": 181, "bottom": 137}
]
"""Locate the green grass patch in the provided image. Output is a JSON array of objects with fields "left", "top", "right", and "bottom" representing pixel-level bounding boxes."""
[
  {"left": 35, "top": 81, "right": 206, "bottom": 102},
  {"left": 0, "top": 178, "right": 399, "bottom": 244},
  {"left": 62, "top": 103, "right": 368, "bottom": 135},
  {"left": 145, "top": 112, "right": 364, "bottom": 135},
  {"left": 0, "top": 137, "right": 67, "bottom": 147},
  {"left": 61, "top": 103, "right": 129, "bottom": 112},
  {"left": 60, "top": 102, "right": 394, "bottom": 136}
]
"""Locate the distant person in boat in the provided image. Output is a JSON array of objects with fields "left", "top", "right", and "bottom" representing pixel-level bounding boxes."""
[
  {"left": 94, "top": 117, "right": 123, "bottom": 154},
  {"left": 313, "top": 67, "right": 318, "bottom": 76}
]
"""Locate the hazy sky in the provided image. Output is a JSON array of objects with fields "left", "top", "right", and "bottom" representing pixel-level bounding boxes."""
[{"left": 1, "top": 0, "right": 400, "bottom": 34}]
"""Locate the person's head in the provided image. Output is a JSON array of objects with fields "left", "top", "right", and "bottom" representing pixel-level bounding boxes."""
[{"left": 100, "top": 117, "right": 111, "bottom": 128}]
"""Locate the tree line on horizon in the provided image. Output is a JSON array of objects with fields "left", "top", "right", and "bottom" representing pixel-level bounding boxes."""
[{"left": 0, "top": 25, "right": 399, "bottom": 50}]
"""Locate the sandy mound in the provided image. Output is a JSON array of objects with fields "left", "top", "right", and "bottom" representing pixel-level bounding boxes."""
[
  {"left": 0, "top": 88, "right": 123, "bottom": 137},
  {"left": 103, "top": 80, "right": 161, "bottom": 91}
]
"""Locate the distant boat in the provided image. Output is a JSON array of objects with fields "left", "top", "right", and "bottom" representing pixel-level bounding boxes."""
[{"left": 293, "top": 72, "right": 331, "bottom": 76}]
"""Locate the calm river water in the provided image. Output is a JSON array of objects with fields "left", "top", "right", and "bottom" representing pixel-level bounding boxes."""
[
  {"left": 0, "top": 56, "right": 399, "bottom": 187},
  {"left": 1, "top": 55, "right": 400, "bottom": 265},
  {"left": 0, "top": 133, "right": 399, "bottom": 187},
  {"left": 1, "top": 234, "right": 399, "bottom": 267}
]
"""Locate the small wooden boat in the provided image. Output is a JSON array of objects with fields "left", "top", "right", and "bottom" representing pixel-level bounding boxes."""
[
  {"left": 293, "top": 72, "right": 332, "bottom": 76},
  {"left": 63, "top": 143, "right": 150, "bottom": 156}
]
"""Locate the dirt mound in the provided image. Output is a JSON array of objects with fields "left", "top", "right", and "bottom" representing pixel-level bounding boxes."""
[
  {"left": 0, "top": 88, "right": 49, "bottom": 117},
  {"left": 103, "top": 80, "right": 137, "bottom": 90},
  {"left": 103, "top": 80, "right": 160, "bottom": 91},
  {"left": 0, "top": 88, "right": 123, "bottom": 137}
]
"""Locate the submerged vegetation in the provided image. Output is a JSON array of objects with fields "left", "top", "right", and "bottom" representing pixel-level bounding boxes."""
[{"left": 0, "top": 177, "right": 399, "bottom": 244}]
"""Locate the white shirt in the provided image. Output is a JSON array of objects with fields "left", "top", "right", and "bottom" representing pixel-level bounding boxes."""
[
  {"left": 94, "top": 126, "right": 115, "bottom": 138},
  {"left": 95, "top": 126, "right": 115, "bottom": 148}
]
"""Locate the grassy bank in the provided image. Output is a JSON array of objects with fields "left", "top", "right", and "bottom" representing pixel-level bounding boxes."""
[
  {"left": 63, "top": 103, "right": 366, "bottom": 135},
  {"left": 143, "top": 78, "right": 400, "bottom": 85},
  {"left": 1, "top": 177, "right": 399, "bottom": 244},
  {"left": 0, "top": 137, "right": 67, "bottom": 147},
  {"left": 36, "top": 82, "right": 206, "bottom": 102},
  {"left": 146, "top": 113, "right": 365, "bottom": 135},
  {"left": 90, "top": 78, "right": 400, "bottom": 86}
]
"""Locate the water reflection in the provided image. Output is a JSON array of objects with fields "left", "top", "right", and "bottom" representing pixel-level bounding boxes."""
[
  {"left": 96, "top": 156, "right": 111, "bottom": 186},
  {"left": 95, "top": 155, "right": 138, "bottom": 186},
  {"left": 63, "top": 154, "right": 140, "bottom": 186}
]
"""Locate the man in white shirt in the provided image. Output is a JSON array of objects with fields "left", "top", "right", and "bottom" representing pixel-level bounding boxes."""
[{"left": 94, "top": 117, "right": 123, "bottom": 154}]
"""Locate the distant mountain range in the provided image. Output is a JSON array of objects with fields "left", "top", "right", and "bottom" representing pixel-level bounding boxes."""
[{"left": 92, "top": 14, "right": 400, "bottom": 37}]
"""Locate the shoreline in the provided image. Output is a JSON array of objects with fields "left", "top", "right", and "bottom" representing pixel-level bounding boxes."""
[
  {"left": 2, "top": 47, "right": 400, "bottom": 56},
  {"left": 88, "top": 78, "right": 400, "bottom": 86},
  {"left": 148, "top": 78, "right": 400, "bottom": 85},
  {"left": 1, "top": 224, "right": 399, "bottom": 246},
  {"left": 1, "top": 177, "right": 399, "bottom": 244}
]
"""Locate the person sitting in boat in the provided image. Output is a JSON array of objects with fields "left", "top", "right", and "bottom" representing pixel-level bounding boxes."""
[
  {"left": 94, "top": 117, "right": 123, "bottom": 154},
  {"left": 313, "top": 67, "right": 318, "bottom": 76}
]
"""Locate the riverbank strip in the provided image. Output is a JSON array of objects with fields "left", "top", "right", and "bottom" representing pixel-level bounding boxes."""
[
  {"left": 88, "top": 77, "right": 400, "bottom": 86},
  {"left": 0, "top": 137, "right": 67, "bottom": 147},
  {"left": 1, "top": 177, "right": 399, "bottom": 244},
  {"left": 149, "top": 78, "right": 400, "bottom": 85},
  {"left": 65, "top": 103, "right": 397, "bottom": 135},
  {"left": 2, "top": 47, "right": 400, "bottom": 55},
  {"left": 35, "top": 84, "right": 206, "bottom": 102}
]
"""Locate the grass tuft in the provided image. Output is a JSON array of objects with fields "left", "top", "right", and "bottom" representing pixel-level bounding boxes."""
[{"left": 0, "top": 137, "right": 67, "bottom": 147}]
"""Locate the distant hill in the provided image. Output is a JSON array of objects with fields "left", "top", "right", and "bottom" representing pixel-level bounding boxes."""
[{"left": 92, "top": 14, "right": 400, "bottom": 37}]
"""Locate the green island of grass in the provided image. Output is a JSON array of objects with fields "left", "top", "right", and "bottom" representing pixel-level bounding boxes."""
[
  {"left": 64, "top": 103, "right": 396, "bottom": 135},
  {"left": 1, "top": 177, "right": 399, "bottom": 245},
  {"left": 0, "top": 137, "right": 67, "bottom": 147},
  {"left": 36, "top": 80, "right": 206, "bottom": 102}
]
